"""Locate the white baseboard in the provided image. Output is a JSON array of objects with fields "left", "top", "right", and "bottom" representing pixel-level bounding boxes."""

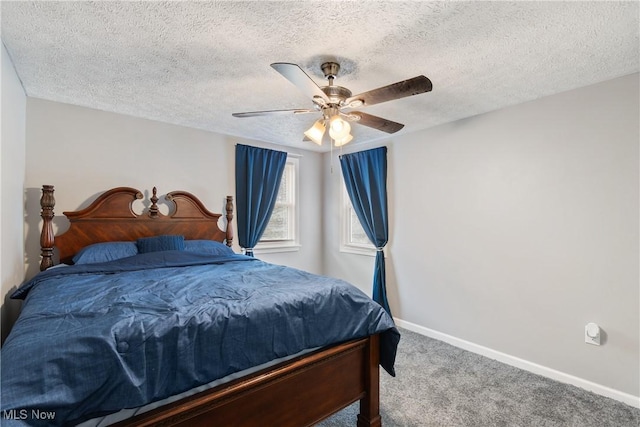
[{"left": 394, "top": 318, "right": 640, "bottom": 409}]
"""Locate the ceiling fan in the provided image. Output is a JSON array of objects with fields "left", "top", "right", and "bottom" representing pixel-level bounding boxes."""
[{"left": 232, "top": 62, "right": 433, "bottom": 147}]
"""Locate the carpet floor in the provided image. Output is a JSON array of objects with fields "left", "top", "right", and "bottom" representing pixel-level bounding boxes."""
[{"left": 317, "top": 328, "right": 640, "bottom": 427}]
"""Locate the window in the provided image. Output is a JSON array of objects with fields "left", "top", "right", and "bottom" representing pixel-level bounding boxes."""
[
  {"left": 341, "top": 180, "right": 375, "bottom": 256},
  {"left": 257, "top": 156, "right": 299, "bottom": 252}
]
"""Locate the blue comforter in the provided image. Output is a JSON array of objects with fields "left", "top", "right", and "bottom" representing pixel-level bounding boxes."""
[{"left": 1, "top": 251, "right": 399, "bottom": 426}]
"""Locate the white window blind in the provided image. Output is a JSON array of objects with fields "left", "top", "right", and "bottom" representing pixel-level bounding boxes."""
[
  {"left": 341, "top": 179, "right": 375, "bottom": 255},
  {"left": 258, "top": 157, "right": 299, "bottom": 252}
]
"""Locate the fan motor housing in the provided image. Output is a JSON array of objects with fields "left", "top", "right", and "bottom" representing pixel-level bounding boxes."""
[{"left": 321, "top": 85, "right": 352, "bottom": 104}]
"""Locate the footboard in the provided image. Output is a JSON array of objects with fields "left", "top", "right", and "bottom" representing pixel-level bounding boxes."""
[{"left": 114, "top": 335, "right": 381, "bottom": 427}]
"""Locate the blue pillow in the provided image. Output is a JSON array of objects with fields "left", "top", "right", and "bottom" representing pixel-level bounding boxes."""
[
  {"left": 137, "top": 235, "right": 185, "bottom": 253},
  {"left": 184, "top": 240, "right": 234, "bottom": 256},
  {"left": 73, "top": 242, "right": 138, "bottom": 265}
]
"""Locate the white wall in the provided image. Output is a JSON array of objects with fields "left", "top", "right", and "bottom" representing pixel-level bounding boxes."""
[
  {"left": 324, "top": 73, "right": 639, "bottom": 399},
  {"left": 1, "top": 43, "right": 27, "bottom": 344},
  {"left": 23, "top": 99, "right": 324, "bottom": 279}
]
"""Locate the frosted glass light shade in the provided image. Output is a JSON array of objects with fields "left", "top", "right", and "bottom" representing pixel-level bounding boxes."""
[
  {"left": 333, "top": 133, "right": 353, "bottom": 147},
  {"left": 328, "top": 115, "right": 351, "bottom": 140},
  {"left": 304, "top": 120, "right": 326, "bottom": 145}
]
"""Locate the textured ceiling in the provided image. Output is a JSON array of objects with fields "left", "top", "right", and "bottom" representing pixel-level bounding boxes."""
[{"left": 2, "top": 1, "right": 638, "bottom": 152}]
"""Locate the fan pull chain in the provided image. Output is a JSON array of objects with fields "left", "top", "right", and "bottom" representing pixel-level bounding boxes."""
[{"left": 330, "top": 138, "right": 334, "bottom": 174}]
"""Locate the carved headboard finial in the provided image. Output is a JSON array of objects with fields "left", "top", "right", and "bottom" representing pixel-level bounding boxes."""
[
  {"left": 40, "top": 185, "right": 56, "bottom": 271},
  {"left": 225, "top": 196, "right": 234, "bottom": 247},
  {"left": 149, "top": 186, "right": 159, "bottom": 218}
]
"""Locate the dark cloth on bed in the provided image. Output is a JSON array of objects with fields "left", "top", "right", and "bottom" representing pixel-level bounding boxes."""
[{"left": 1, "top": 251, "right": 400, "bottom": 426}]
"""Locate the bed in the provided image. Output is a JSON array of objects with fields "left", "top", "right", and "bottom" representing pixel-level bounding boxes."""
[{"left": 1, "top": 185, "right": 400, "bottom": 426}]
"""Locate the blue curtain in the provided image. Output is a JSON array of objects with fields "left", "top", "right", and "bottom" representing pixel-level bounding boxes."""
[
  {"left": 235, "top": 144, "right": 287, "bottom": 256},
  {"left": 339, "top": 146, "right": 391, "bottom": 316}
]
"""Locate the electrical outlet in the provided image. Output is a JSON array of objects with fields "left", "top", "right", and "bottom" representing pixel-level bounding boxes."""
[{"left": 585, "top": 323, "right": 601, "bottom": 346}]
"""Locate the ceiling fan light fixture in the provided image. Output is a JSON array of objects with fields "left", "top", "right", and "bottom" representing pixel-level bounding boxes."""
[
  {"left": 328, "top": 115, "right": 351, "bottom": 140},
  {"left": 233, "top": 61, "right": 432, "bottom": 149},
  {"left": 304, "top": 119, "right": 326, "bottom": 145}
]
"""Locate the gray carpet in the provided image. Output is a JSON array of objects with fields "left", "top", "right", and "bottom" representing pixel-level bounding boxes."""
[{"left": 317, "top": 328, "right": 640, "bottom": 427}]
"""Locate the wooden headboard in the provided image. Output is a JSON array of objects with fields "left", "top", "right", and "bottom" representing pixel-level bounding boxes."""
[{"left": 39, "top": 185, "right": 234, "bottom": 270}]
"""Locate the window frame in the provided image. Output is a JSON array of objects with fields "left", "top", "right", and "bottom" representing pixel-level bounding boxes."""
[
  {"left": 255, "top": 155, "right": 300, "bottom": 254},
  {"left": 340, "top": 177, "right": 377, "bottom": 257}
]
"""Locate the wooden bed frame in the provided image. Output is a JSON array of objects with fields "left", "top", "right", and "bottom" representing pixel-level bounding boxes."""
[{"left": 38, "top": 185, "right": 382, "bottom": 427}]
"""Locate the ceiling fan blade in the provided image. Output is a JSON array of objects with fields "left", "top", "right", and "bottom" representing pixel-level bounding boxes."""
[
  {"left": 232, "top": 108, "right": 315, "bottom": 118},
  {"left": 347, "top": 111, "right": 405, "bottom": 134},
  {"left": 271, "top": 63, "right": 329, "bottom": 102},
  {"left": 345, "top": 75, "right": 432, "bottom": 107}
]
